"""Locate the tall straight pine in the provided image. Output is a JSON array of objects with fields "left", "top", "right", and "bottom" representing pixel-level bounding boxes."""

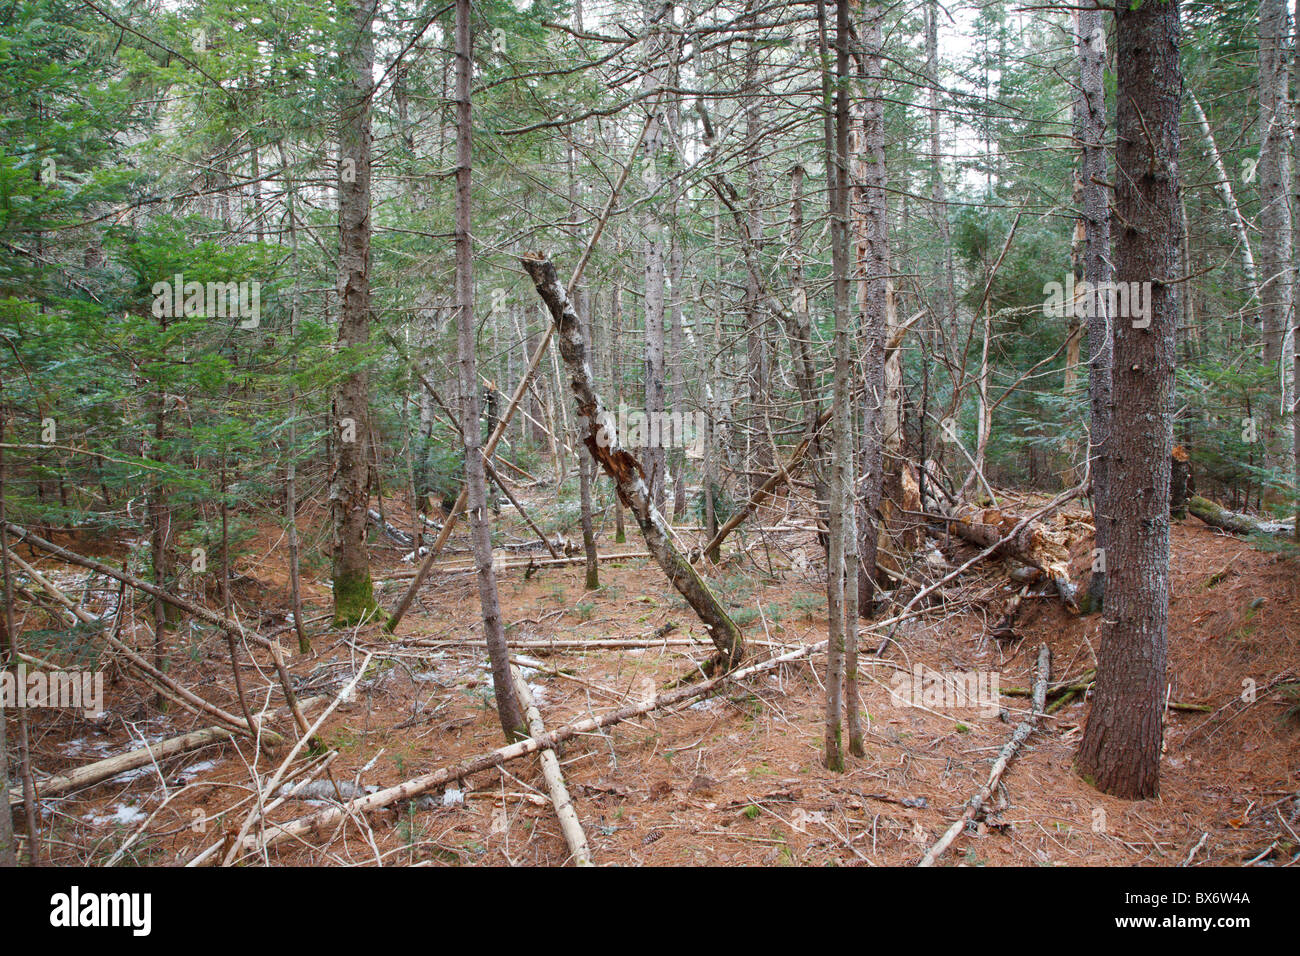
[{"left": 1077, "top": 0, "right": 1182, "bottom": 799}]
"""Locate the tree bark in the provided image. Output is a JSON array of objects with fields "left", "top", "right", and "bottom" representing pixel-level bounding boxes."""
[
  {"left": 1257, "top": 0, "right": 1292, "bottom": 478},
  {"left": 1077, "top": 3, "right": 1113, "bottom": 612},
  {"left": 454, "top": 0, "right": 525, "bottom": 741},
  {"left": 853, "top": 1, "right": 890, "bottom": 621},
  {"left": 1077, "top": 0, "right": 1181, "bottom": 800},
  {"left": 330, "top": 0, "right": 379, "bottom": 626},
  {"left": 521, "top": 254, "right": 745, "bottom": 668}
]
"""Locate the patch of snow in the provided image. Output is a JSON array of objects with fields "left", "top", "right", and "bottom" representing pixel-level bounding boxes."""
[
  {"left": 109, "top": 766, "right": 155, "bottom": 784},
  {"left": 86, "top": 804, "right": 147, "bottom": 827},
  {"left": 177, "top": 759, "right": 217, "bottom": 780}
]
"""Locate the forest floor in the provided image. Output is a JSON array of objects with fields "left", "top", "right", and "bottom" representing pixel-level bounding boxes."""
[{"left": 10, "top": 488, "right": 1300, "bottom": 866}]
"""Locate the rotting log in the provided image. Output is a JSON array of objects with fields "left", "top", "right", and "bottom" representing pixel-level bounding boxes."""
[
  {"left": 937, "top": 505, "right": 1079, "bottom": 610},
  {"left": 521, "top": 253, "right": 744, "bottom": 668},
  {"left": 1186, "top": 495, "right": 1293, "bottom": 537}
]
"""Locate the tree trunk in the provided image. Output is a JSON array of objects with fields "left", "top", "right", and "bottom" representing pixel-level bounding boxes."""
[
  {"left": 817, "top": 0, "right": 849, "bottom": 771},
  {"left": 1292, "top": 32, "right": 1300, "bottom": 539},
  {"left": 742, "top": 3, "right": 771, "bottom": 489},
  {"left": 611, "top": 250, "right": 627, "bottom": 544},
  {"left": 0, "top": 422, "right": 20, "bottom": 864},
  {"left": 576, "top": 289, "right": 600, "bottom": 591},
  {"left": 853, "top": 1, "right": 890, "bottom": 620},
  {"left": 1077, "top": 2, "right": 1113, "bottom": 612},
  {"left": 641, "top": 0, "right": 670, "bottom": 512},
  {"left": 1257, "top": 0, "right": 1292, "bottom": 478},
  {"left": 521, "top": 255, "right": 745, "bottom": 668},
  {"left": 330, "top": 0, "right": 380, "bottom": 627},
  {"left": 926, "top": 0, "right": 958, "bottom": 366},
  {"left": 454, "top": 0, "right": 525, "bottom": 741},
  {"left": 1077, "top": 0, "right": 1181, "bottom": 800},
  {"left": 1188, "top": 92, "right": 1258, "bottom": 292}
]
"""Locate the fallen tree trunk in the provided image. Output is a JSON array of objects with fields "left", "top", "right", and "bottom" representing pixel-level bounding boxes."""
[
  {"left": 1186, "top": 495, "right": 1294, "bottom": 536},
  {"left": 936, "top": 506, "right": 1079, "bottom": 610},
  {"left": 918, "top": 643, "right": 1050, "bottom": 867},
  {"left": 522, "top": 253, "right": 744, "bottom": 668},
  {"left": 510, "top": 666, "right": 592, "bottom": 866},
  {"left": 879, "top": 475, "right": 1088, "bottom": 653},
  {"left": 6, "top": 696, "right": 326, "bottom": 808},
  {"left": 367, "top": 509, "right": 414, "bottom": 547},
  {"left": 389, "top": 550, "right": 650, "bottom": 578},
  {"left": 403, "top": 636, "right": 716, "bottom": 651},
  {"left": 228, "top": 639, "right": 832, "bottom": 862}
]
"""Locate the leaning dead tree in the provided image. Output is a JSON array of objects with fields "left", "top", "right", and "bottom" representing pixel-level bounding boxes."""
[{"left": 521, "top": 253, "right": 744, "bottom": 667}]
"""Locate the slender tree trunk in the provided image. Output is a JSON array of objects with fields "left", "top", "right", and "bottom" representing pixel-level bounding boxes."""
[
  {"left": 0, "top": 413, "right": 21, "bottom": 865},
  {"left": 1257, "top": 0, "right": 1292, "bottom": 478},
  {"left": 853, "top": 1, "right": 890, "bottom": 621},
  {"left": 817, "top": 0, "right": 847, "bottom": 771},
  {"left": 926, "top": 0, "right": 958, "bottom": 365},
  {"left": 147, "top": 371, "right": 171, "bottom": 709},
  {"left": 0, "top": 693, "right": 13, "bottom": 865},
  {"left": 280, "top": 146, "right": 311, "bottom": 654},
  {"left": 641, "top": 0, "right": 670, "bottom": 512},
  {"left": 454, "top": 0, "right": 525, "bottom": 740},
  {"left": 1077, "top": 0, "right": 1181, "bottom": 800},
  {"left": 0, "top": 419, "right": 37, "bottom": 862},
  {"left": 1078, "top": 3, "right": 1113, "bottom": 612},
  {"left": 612, "top": 243, "right": 627, "bottom": 543},
  {"left": 330, "top": 0, "right": 380, "bottom": 627},
  {"left": 1292, "top": 28, "right": 1300, "bottom": 538},
  {"left": 742, "top": 3, "right": 771, "bottom": 489},
  {"left": 1188, "top": 92, "right": 1258, "bottom": 292},
  {"left": 576, "top": 288, "right": 600, "bottom": 590}
]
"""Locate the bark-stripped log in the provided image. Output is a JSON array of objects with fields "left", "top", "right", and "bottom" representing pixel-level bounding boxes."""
[
  {"left": 226, "top": 640, "right": 833, "bottom": 862},
  {"left": 521, "top": 254, "right": 744, "bottom": 667},
  {"left": 7, "top": 697, "right": 325, "bottom": 807},
  {"left": 918, "top": 643, "right": 1050, "bottom": 867},
  {"left": 510, "top": 667, "right": 592, "bottom": 865}
]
